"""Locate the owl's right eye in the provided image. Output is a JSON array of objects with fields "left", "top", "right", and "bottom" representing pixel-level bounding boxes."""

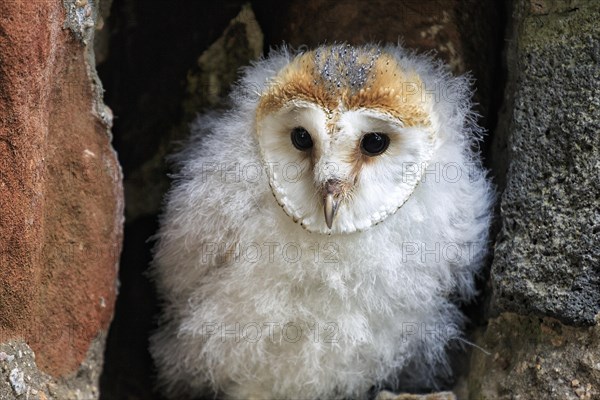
[{"left": 291, "top": 127, "right": 313, "bottom": 151}]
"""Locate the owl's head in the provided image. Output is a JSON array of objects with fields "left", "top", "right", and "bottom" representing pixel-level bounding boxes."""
[{"left": 254, "top": 44, "right": 442, "bottom": 234}]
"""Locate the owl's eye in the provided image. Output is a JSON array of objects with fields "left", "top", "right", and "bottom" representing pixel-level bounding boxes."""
[
  {"left": 360, "top": 133, "right": 390, "bottom": 156},
  {"left": 291, "top": 127, "right": 313, "bottom": 151}
]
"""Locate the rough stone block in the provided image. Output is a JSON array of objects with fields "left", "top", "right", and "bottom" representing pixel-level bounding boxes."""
[
  {"left": 469, "top": 313, "right": 600, "bottom": 400},
  {"left": 491, "top": 0, "right": 600, "bottom": 326},
  {"left": 0, "top": 0, "right": 123, "bottom": 398}
]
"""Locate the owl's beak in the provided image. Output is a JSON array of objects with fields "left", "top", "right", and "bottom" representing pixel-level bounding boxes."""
[
  {"left": 323, "top": 180, "right": 341, "bottom": 229},
  {"left": 324, "top": 193, "right": 339, "bottom": 229}
]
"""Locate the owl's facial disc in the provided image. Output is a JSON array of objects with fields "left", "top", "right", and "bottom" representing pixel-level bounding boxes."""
[
  {"left": 256, "top": 103, "right": 434, "bottom": 234},
  {"left": 255, "top": 46, "right": 435, "bottom": 234}
]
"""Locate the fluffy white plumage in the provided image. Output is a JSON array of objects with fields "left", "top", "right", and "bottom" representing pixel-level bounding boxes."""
[{"left": 150, "top": 44, "right": 494, "bottom": 399}]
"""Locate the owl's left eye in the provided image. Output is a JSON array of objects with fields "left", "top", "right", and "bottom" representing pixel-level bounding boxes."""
[
  {"left": 291, "top": 127, "right": 313, "bottom": 151},
  {"left": 360, "top": 133, "right": 390, "bottom": 156}
]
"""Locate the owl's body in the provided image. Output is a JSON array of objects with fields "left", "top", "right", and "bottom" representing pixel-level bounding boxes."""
[{"left": 150, "top": 44, "right": 494, "bottom": 399}]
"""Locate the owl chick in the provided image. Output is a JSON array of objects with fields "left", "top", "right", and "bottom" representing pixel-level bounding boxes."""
[{"left": 150, "top": 44, "right": 494, "bottom": 400}]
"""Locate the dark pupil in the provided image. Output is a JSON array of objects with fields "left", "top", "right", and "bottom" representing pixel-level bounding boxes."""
[
  {"left": 361, "top": 133, "right": 389, "bottom": 156},
  {"left": 291, "top": 127, "right": 313, "bottom": 150}
]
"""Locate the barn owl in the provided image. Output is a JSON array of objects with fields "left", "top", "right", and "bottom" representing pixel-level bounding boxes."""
[{"left": 150, "top": 44, "right": 494, "bottom": 400}]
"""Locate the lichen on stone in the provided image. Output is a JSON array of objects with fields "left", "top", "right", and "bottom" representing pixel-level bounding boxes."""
[
  {"left": 0, "top": 337, "right": 107, "bottom": 400},
  {"left": 63, "top": 0, "right": 97, "bottom": 44}
]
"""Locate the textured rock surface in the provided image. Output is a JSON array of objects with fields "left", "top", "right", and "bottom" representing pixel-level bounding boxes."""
[
  {"left": 490, "top": 0, "right": 600, "bottom": 326},
  {"left": 0, "top": 0, "right": 122, "bottom": 398},
  {"left": 469, "top": 313, "right": 600, "bottom": 400},
  {"left": 467, "top": 1, "right": 600, "bottom": 398},
  {"left": 0, "top": 339, "right": 106, "bottom": 400}
]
